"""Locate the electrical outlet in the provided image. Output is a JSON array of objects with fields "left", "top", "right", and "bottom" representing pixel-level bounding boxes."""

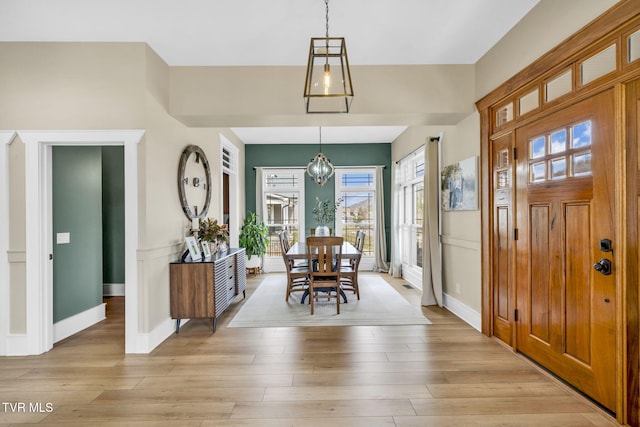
[{"left": 455, "top": 282, "right": 461, "bottom": 293}]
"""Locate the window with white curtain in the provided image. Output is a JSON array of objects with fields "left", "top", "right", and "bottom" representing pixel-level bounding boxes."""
[
  {"left": 261, "top": 168, "right": 305, "bottom": 272},
  {"left": 398, "top": 147, "right": 425, "bottom": 282},
  {"left": 335, "top": 168, "right": 375, "bottom": 270}
]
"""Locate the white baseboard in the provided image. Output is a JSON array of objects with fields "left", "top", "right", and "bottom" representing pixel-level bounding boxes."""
[
  {"left": 132, "top": 316, "right": 188, "bottom": 354},
  {"left": 442, "top": 292, "right": 481, "bottom": 332},
  {"left": 4, "top": 334, "right": 28, "bottom": 356},
  {"left": 401, "top": 265, "right": 422, "bottom": 289},
  {"left": 53, "top": 303, "right": 106, "bottom": 343},
  {"left": 103, "top": 283, "right": 125, "bottom": 296}
]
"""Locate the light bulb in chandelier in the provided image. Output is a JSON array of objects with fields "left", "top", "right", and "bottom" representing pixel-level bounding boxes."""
[{"left": 323, "top": 63, "right": 331, "bottom": 94}]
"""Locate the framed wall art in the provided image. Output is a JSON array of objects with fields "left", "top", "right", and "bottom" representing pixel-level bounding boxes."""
[{"left": 441, "top": 156, "right": 478, "bottom": 211}]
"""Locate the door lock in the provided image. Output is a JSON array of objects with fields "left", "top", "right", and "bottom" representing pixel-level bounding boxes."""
[{"left": 594, "top": 258, "right": 612, "bottom": 275}]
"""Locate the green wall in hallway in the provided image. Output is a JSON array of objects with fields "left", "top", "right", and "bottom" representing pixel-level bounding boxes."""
[
  {"left": 52, "top": 146, "right": 125, "bottom": 323},
  {"left": 52, "top": 146, "right": 103, "bottom": 323},
  {"left": 102, "top": 146, "right": 125, "bottom": 284}
]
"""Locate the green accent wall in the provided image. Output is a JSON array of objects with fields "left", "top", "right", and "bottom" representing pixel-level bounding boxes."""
[
  {"left": 245, "top": 143, "right": 392, "bottom": 258},
  {"left": 102, "top": 146, "right": 125, "bottom": 284},
  {"left": 52, "top": 146, "right": 103, "bottom": 323}
]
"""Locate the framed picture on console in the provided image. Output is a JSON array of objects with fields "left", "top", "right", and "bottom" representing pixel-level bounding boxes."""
[
  {"left": 185, "top": 236, "right": 202, "bottom": 262},
  {"left": 201, "top": 241, "right": 212, "bottom": 259}
]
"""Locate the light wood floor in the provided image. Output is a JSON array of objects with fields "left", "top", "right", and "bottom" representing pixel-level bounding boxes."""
[{"left": 0, "top": 273, "right": 619, "bottom": 426}]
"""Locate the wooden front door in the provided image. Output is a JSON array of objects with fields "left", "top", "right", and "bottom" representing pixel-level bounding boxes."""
[{"left": 515, "top": 89, "right": 617, "bottom": 411}]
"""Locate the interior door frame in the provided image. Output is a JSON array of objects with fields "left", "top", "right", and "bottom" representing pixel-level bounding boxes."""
[
  {"left": 19, "top": 130, "right": 144, "bottom": 355},
  {"left": 220, "top": 134, "right": 240, "bottom": 248},
  {"left": 476, "top": 2, "right": 640, "bottom": 423}
]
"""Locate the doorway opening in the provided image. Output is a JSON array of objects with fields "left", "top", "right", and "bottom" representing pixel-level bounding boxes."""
[{"left": 19, "top": 130, "right": 143, "bottom": 355}]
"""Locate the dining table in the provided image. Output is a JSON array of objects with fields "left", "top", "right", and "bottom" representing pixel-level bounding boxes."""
[
  {"left": 286, "top": 240, "right": 360, "bottom": 260},
  {"left": 286, "top": 240, "right": 361, "bottom": 304}
]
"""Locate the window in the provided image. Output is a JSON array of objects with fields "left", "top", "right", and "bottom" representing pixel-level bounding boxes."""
[
  {"left": 545, "top": 69, "right": 572, "bottom": 102},
  {"left": 580, "top": 44, "right": 616, "bottom": 85},
  {"left": 518, "top": 89, "right": 539, "bottom": 116},
  {"left": 397, "top": 147, "right": 425, "bottom": 285},
  {"left": 335, "top": 168, "right": 376, "bottom": 271},
  {"left": 528, "top": 121, "right": 592, "bottom": 184},
  {"left": 261, "top": 168, "right": 305, "bottom": 271}
]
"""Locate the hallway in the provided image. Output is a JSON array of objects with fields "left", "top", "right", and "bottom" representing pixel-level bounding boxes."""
[{"left": 0, "top": 274, "right": 618, "bottom": 425}]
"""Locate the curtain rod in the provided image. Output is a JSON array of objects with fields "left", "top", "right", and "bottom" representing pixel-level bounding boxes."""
[
  {"left": 253, "top": 165, "right": 386, "bottom": 170},
  {"left": 252, "top": 166, "right": 305, "bottom": 170},
  {"left": 394, "top": 136, "right": 440, "bottom": 165}
]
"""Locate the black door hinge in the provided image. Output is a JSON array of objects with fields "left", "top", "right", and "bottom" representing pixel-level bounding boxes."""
[
  {"left": 514, "top": 309, "right": 519, "bottom": 322},
  {"left": 513, "top": 147, "right": 517, "bottom": 161},
  {"left": 513, "top": 228, "right": 519, "bottom": 240}
]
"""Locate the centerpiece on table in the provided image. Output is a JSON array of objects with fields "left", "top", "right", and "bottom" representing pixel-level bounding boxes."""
[
  {"left": 239, "top": 212, "right": 269, "bottom": 271},
  {"left": 197, "top": 218, "right": 229, "bottom": 254},
  {"left": 312, "top": 197, "right": 342, "bottom": 236}
]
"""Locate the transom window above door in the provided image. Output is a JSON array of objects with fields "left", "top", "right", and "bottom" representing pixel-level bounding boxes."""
[{"left": 528, "top": 120, "right": 592, "bottom": 183}]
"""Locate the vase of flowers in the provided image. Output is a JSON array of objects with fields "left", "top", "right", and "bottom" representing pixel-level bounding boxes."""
[
  {"left": 197, "top": 218, "right": 229, "bottom": 254},
  {"left": 312, "top": 197, "right": 342, "bottom": 236}
]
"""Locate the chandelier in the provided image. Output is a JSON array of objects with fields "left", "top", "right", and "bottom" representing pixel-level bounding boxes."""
[
  {"left": 306, "top": 127, "right": 335, "bottom": 186},
  {"left": 303, "top": 0, "right": 354, "bottom": 113}
]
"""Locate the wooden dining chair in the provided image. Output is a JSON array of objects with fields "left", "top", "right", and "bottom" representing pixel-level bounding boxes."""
[
  {"left": 340, "top": 230, "right": 364, "bottom": 300},
  {"left": 306, "top": 236, "right": 343, "bottom": 315},
  {"left": 279, "top": 231, "right": 309, "bottom": 301},
  {"left": 281, "top": 229, "right": 308, "bottom": 269}
]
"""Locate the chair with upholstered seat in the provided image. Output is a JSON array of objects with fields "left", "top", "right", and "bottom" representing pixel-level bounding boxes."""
[
  {"left": 279, "top": 231, "right": 309, "bottom": 301},
  {"left": 340, "top": 230, "right": 364, "bottom": 300},
  {"left": 306, "top": 236, "right": 343, "bottom": 315}
]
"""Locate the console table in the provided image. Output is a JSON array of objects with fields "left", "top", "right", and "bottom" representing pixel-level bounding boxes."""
[{"left": 170, "top": 247, "right": 246, "bottom": 333}]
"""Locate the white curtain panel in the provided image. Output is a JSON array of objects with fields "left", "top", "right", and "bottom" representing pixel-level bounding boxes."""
[
  {"left": 255, "top": 167, "right": 264, "bottom": 219},
  {"left": 421, "top": 139, "right": 443, "bottom": 307},
  {"left": 389, "top": 162, "right": 402, "bottom": 277},
  {"left": 373, "top": 166, "right": 390, "bottom": 272}
]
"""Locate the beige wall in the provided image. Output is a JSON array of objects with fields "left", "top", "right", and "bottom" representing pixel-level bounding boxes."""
[
  {"left": 392, "top": 121, "right": 481, "bottom": 313},
  {"left": 170, "top": 64, "right": 475, "bottom": 127},
  {"left": 475, "top": 0, "right": 620, "bottom": 99},
  {"left": 0, "top": 42, "right": 239, "bottom": 341},
  {"left": 440, "top": 113, "right": 481, "bottom": 311},
  {"left": 0, "top": 42, "right": 148, "bottom": 336}
]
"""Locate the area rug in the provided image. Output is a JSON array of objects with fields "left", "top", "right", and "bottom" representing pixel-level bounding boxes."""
[{"left": 228, "top": 273, "right": 431, "bottom": 328}]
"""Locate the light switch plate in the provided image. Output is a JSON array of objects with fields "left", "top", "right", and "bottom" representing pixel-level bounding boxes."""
[{"left": 56, "top": 232, "right": 70, "bottom": 244}]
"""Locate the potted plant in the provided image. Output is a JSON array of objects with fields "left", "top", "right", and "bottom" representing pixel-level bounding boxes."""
[
  {"left": 239, "top": 212, "right": 269, "bottom": 269},
  {"left": 312, "top": 197, "right": 342, "bottom": 236},
  {"left": 197, "top": 218, "right": 229, "bottom": 253}
]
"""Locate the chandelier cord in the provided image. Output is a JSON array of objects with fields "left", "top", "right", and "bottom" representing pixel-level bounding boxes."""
[
  {"left": 319, "top": 127, "right": 322, "bottom": 152},
  {"left": 325, "top": 0, "right": 329, "bottom": 38}
]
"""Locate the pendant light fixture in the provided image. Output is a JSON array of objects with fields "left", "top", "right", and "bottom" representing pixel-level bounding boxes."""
[
  {"left": 306, "top": 127, "right": 335, "bottom": 186},
  {"left": 303, "top": 0, "right": 354, "bottom": 113}
]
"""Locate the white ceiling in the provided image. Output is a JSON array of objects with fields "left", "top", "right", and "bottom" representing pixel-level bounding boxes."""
[{"left": 0, "top": 0, "right": 540, "bottom": 143}]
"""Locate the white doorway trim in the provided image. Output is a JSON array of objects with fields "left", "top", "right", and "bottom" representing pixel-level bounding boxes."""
[
  {"left": 18, "top": 130, "right": 144, "bottom": 355},
  {"left": 220, "top": 135, "right": 240, "bottom": 247},
  {"left": 0, "top": 131, "right": 17, "bottom": 356}
]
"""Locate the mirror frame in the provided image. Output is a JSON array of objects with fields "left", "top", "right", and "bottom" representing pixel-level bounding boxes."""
[{"left": 177, "top": 144, "right": 212, "bottom": 220}]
